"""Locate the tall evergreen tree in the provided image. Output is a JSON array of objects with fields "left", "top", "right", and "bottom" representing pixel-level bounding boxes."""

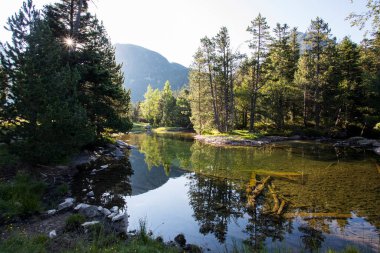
[
  {"left": 189, "top": 48, "right": 213, "bottom": 133},
  {"left": 0, "top": 0, "right": 93, "bottom": 163},
  {"left": 246, "top": 14, "right": 271, "bottom": 132},
  {"left": 264, "top": 23, "right": 296, "bottom": 129},
  {"left": 296, "top": 17, "right": 334, "bottom": 128},
  {"left": 213, "top": 27, "right": 237, "bottom": 132}
]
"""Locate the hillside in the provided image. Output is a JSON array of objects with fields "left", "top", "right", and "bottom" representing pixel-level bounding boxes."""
[{"left": 115, "top": 44, "right": 189, "bottom": 102}]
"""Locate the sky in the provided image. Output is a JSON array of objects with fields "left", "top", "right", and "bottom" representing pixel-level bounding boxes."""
[{"left": 0, "top": 0, "right": 369, "bottom": 67}]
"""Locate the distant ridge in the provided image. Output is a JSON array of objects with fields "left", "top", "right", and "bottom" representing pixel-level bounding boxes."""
[{"left": 115, "top": 44, "right": 189, "bottom": 102}]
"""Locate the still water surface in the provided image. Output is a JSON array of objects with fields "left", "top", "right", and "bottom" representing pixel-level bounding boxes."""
[{"left": 72, "top": 133, "right": 380, "bottom": 252}]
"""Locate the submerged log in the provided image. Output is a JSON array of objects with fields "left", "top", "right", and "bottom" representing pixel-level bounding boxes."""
[
  {"left": 242, "top": 169, "right": 305, "bottom": 183},
  {"left": 246, "top": 176, "right": 270, "bottom": 208},
  {"left": 283, "top": 212, "right": 352, "bottom": 219},
  {"left": 277, "top": 200, "right": 286, "bottom": 215},
  {"left": 268, "top": 184, "right": 279, "bottom": 213}
]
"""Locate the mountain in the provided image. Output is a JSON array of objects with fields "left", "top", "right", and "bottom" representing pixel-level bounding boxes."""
[{"left": 115, "top": 44, "right": 189, "bottom": 102}]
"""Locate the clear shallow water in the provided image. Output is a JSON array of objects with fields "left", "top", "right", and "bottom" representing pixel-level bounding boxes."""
[{"left": 72, "top": 133, "right": 380, "bottom": 252}]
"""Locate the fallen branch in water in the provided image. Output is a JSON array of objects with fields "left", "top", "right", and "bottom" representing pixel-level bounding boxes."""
[
  {"left": 283, "top": 212, "right": 352, "bottom": 219},
  {"left": 246, "top": 176, "right": 270, "bottom": 208},
  {"left": 268, "top": 184, "right": 279, "bottom": 213},
  {"left": 277, "top": 200, "right": 286, "bottom": 215}
]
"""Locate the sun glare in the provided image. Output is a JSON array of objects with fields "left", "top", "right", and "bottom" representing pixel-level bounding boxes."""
[{"left": 64, "top": 37, "right": 75, "bottom": 48}]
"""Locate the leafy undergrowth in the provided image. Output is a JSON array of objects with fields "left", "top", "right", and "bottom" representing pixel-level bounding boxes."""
[{"left": 0, "top": 172, "right": 46, "bottom": 221}]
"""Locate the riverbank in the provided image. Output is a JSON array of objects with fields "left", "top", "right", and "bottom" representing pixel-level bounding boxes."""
[{"left": 0, "top": 139, "right": 200, "bottom": 253}]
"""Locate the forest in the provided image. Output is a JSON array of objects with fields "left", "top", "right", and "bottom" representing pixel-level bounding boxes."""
[{"left": 138, "top": 14, "right": 380, "bottom": 138}]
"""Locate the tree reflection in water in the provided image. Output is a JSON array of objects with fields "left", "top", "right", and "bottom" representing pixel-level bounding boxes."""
[{"left": 71, "top": 151, "right": 133, "bottom": 209}]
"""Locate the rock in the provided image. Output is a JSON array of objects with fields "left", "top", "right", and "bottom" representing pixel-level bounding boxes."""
[
  {"left": 112, "top": 148, "right": 125, "bottom": 159},
  {"left": 101, "top": 208, "right": 111, "bottom": 216},
  {"left": 112, "top": 212, "right": 125, "bottom": 222},
  {"left": 100, "top": 164, "right": 109, "bottom": 169},
  {"left": 82, "top": 189, "right": 87, "bottom": 192},
  {"left": 48, "top": 230, "right": 57, "bottom": 239},
  {"left": 87, "top": 191, "right": 94, "bottom": 197},
  {"left": 373, "top": 141, "right": 380, "bottom": 147},
  {"left": 116, "top": 140, "right": 128, "bottom": 148},
  {"left": 374, "top": 147, "right": 380, "bottom": 156},
  {"left": 79, "top": 205, "right": 101, "bottom": 218},
  {"left": 110, "top": 206, "right": 119, "bottom": 213},
  {"left": 81, "top": 221, "right": 100, "bottom": 227},
  {"left": 74, "top": 203, "right": 90, "bottom": 211},
  {"left": 47, "top": 209, "right": 57, "bottom": 215},
  {"left": 97, "top": 206, "right": 103, "bottom": 211},
  {"left": 174, "top": 233, "right": 186, "bottom": 247},
  {"left": 55, "top": 165, "right": 69, "bottom": 170},
  {"left": 107, "top": 212, "right": 117, "bottom": 219},
  {"left": 58, "top": 198, "right": 75, "bottom": 211},
  {"left": 357, "top": 139, "right": 374, "bottom": 147}
]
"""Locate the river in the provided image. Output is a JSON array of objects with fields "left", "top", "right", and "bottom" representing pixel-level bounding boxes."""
[{"left": 72, "top": 132, "right": 380, "bottom": 252}]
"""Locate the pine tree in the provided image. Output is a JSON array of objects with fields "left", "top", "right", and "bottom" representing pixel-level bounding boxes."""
[
  {"left": 246, "top": 14, "right": 272, "bottom": 132},
  {"left": 45, "top": 0, "right": 132, "bottom": 136},
  {"left": 0, "top": 0, "right": 93, "bottom": 163},
  {"left": 213, "top": 27, "right": 237, "bottom": 132},
  {"left": 189, "top": 48, "right": 213, "bottom": 133},
  {"left": 299, "top": 17, "right": 334, "bottom": 128},
  {"left": 264, "top": 23, "right": 295, "bottom": 129}
]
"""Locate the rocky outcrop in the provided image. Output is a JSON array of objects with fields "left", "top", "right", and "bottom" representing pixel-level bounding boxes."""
[{"left": 333, "top": 137, "right": 380, "bottom": 155}]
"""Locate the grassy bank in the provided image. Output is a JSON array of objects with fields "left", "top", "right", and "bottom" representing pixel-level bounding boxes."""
[
  {"left": 0, "top": 224, "right": 178, "bottom": 253},
  {"left": 0, "top": 173, "right": 46, "bottom": 221}
]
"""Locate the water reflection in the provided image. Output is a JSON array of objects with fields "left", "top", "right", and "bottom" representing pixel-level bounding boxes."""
[{"left": 71, "top": 133, "right": 380, "bottom": 252}]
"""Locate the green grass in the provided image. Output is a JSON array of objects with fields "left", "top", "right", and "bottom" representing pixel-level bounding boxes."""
[
  {"left": 0, "top": 172, "right": 46, "bottom": 220},
  {"left": 0, "top": 145, "right": 19, "bottom": 167},
  {"left": 201, "top": 129, "right": 263, "bottom": 140},
  {"left": 131, "top": 122, "right": 149, "bottom": 132},
  {"left": 0, "top": 234, "right": 49, "bottom": 253},
  {"left": 65, "top": 214, "right": 86, "bottom": 232}
]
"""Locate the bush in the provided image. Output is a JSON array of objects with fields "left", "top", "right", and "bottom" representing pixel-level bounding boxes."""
[
  {"left": 0, "top": 172, "right": 46, "bottom": 220},
  {"left": 65, "top": 214, "right": 86, "bottom": 232}
]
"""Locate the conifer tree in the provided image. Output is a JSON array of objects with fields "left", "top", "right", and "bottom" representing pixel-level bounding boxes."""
[
  {"left": 189, "top": 48, "right": 213, "bottom": 133},
  {"left": 0, "top": 0, "right": 93, "bottom": 163},
  {"left": 246, "top": 14, "right": 271, "bottom": 132}
]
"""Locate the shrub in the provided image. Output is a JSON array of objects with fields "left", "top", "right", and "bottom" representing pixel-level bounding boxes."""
[{"left": 65, "top": 214, "right": 86, "bottom": 232}]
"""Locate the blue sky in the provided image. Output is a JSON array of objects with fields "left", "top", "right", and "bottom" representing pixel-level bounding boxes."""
[{"left": 0, "top": 0, "right": 369, "bottom": 66}]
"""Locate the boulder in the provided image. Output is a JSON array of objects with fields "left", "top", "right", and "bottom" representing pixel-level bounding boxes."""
[
  {"left": 47, "top": 209, "right": 57, "bottom": 215},
  {"left": 100, "top": 164, "right": 109, "bottom": 169},
  {"left": 87, "top": 191, "right": 95, "bottom": 197},
  {"left": 58, "top": 198, "right": 75, "bottom": 211},
  {"left": 357, "top": 139, "right": 374, "bottom": 147},
  {"left": 79, "top": 205, "right": 101, "bottom": 218},
  {"left": 111, "top": 212, "right": 125, "bottom": 222},
  {"left": 374, "top": 147, "right": 380, "bottom": 156},
  {"left": 373, "top": 141, "right": 380, "bottom": 147},
  {"left": 74, "top": 203, "right": 90, "bottom": 211},
  {"left": 101, "top": 208, "right": 111, "bottom": 216},
  {"left": 110, "top": 206, "right": 119, "bottom": 213}
]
